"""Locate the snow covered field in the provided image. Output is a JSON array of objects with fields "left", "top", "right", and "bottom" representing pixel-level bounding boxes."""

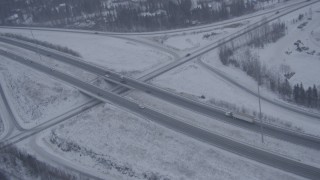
[
  {"left": 0, "top": 56, "right": 90, "bottom": 129},
  {"left": 0, "top": 29, "right": 174, "bottom": 77},
  {"left": 256, "top": 6, "right": 320, "bottom": 87},
  {"left": 39, "top": 103, "right": 302, "bottom": 180},
  {"left": 151, "top": 61, "right": 320, "bottom": 136},
  {"left": 202, "top": 2, "right": 320, "bottom": 88}
]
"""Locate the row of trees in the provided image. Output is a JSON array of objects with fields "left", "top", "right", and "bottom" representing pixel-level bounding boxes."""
[
  {"left": 1, "top": 0, "right": 257, "bottom": 31},
  {"left": 0, "top": 0, "right": 103, "bottom": 25},
  {"left": 248, "top": 20, "right": 286, "bottom": 48},
  {"left": 218, "top": 19, "right": 320, "bottom": 109},
  {"left": 293, "top": 84, "right": 319, "bottom": 108},
  {"left": 219, "top": 46, "right": 320, "bottom": 109},
  {"left": 84, "top": 0, "right": 255, "bottom": 31},
  {"left": 0, "top": 145, "right": 79, "bottom": 179},
  {"left": 219, "top": 21, "right": 286, "bottom": 66}
]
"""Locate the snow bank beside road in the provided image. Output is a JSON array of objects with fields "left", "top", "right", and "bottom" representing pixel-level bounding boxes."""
[{"left": 42, "top": 103, "right": 300, "bottom": 180}]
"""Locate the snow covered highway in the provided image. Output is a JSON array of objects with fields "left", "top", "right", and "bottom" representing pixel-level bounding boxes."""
[
  {"left": 1, "top": 0, "right": 320, "bottom": 179},
  {"left": 1, "top": 44, "right": 320, "bottom": 179},
  {"left": 1, "top": 19, "right": 320, "bottom": 151},
  {"left": 1, "top": 0, "right": 320, "bottom": 120}
]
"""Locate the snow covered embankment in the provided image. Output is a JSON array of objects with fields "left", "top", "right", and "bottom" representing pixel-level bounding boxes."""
[{"left": 0, "top": 57, "right": 89, "bottom": 129}]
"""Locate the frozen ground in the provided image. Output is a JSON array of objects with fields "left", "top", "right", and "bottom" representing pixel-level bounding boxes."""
[
  {"left": 0, "top": 56, "right": 90, "bottom": 129},
  {"left": 151, "top": 61, "right": 320, "bottom": 136},
  {"left": 40, "top": 103, "right": 302, "bottom": 180},
  {"left": 0, "top": 29, "right": 174, "bottom": 77}
]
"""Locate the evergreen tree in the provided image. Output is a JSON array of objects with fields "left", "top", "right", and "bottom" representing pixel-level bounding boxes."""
[
  {"left": 312, "top": 85, "right": 318, "bottom": 107},
  {"left": 299, "top": 83, "right": 306, "bottom": 104},
  {"left": 306, "top": 86, "right": 312, "bottom": 107},
  {"left": 293, "top": 84, "right": 299, "bottom": 102},
  {"left": 282, "top": 79, "right": 292, "bottom": 97}
]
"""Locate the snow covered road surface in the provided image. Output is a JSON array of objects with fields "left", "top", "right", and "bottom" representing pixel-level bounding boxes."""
[{"left": 1, "top": 49, "right": 320, "bottom": 179}]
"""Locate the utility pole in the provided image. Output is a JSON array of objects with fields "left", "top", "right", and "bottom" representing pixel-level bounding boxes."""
[
  {"left": 29, "top": 29, "right": 43, "bottom": 62},
  {"left": 257, "top": 80, "right": 264, "bottom": 144},
  {"left": 256, "top": 53, "right": 264, "bottom": 144}
]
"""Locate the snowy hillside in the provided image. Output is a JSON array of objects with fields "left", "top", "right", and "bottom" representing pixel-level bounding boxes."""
[{"left": 0, "top": 56, "right": 90, "bottom": 129}]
